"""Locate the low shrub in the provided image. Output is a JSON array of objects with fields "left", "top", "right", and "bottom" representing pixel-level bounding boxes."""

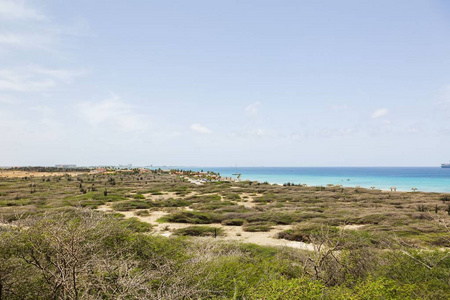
[
  {"left": 119, "top": 217, "right": 153, "bottom": 232},
  {"left": 161, "top": 211, "right": 219, "bottom": 224},
  {"left": 243, "top": 222, "right": 273, "bottom": 232},
  {"left": 249, "top": 277, "right": 325, "bottom": 300},
  {"left": 193, "top": 201, "right": 236, "bottom": 211},
  {"left": 222, "top": 193, "right": 241, "bottom": 201},
  {"left": 156, "top": 198, "right": 190, "bottom": 207},
  {"left": 173, "top": 226, "right": 224, "bottom": 237},
  {"left": 134, "top": 210, "right": 150, "bottom": 216},
  {"left": 186, "top": 194, "right": 222, "bottom": 202},
  {"left": 277, "top": 229, "right": 309, "bottom": 242},
  {"left": 221, "top": 218, "right": 245, "bottom": 226},
  {"left": 130, "top": 193, "right": 145, "bottom": 199},
  {"left": 112, "top": 200, "right": 152, "bottom": 211}
]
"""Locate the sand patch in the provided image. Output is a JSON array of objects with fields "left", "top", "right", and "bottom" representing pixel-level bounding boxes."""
[
  {"left": 340, "top": 224, "right": 366, "bottom": 230},
  {"left": 236, "top": 192, "right": 263, "bottom": 208},
  {"left": 219, "top": 224, "right": 315, "bottom": 251},
  {"left": 186, "top": 178, "right": 203, "bottom": 185}
]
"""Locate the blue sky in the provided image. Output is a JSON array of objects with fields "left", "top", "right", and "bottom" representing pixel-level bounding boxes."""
[{"left": 1, "top": 0, "right": 450, "bottom": 166}]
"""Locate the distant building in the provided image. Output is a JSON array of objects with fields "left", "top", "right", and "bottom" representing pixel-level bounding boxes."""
[
  {"left": 90, "top": 168, "right": 107, "bottom": 174},
  {"left": 55, "top": 164, "right": 77, "bottom": 168},
  {"left": 118, "top": 164, "right": 132, "bottom": 169}
]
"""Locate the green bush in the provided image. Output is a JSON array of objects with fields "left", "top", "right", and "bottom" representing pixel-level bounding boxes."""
[
  {"left": 378, "top": 250, "right": 450, "bottom": 299},
  {"left": 193, "top": 200, "right": 236, "bottom": 211},
  {"left": 199, "top": 255, "right": 279, "bottom": 298},
  {"left": 222, "top": 192, "right": 241, "bottom": 201},
  {"left": 243, "top": 222, "right": 273, "bottom": 232},
  {"left": 130, "top": 193, "right": 145, "bottom": 199},
  {"left": 278, "top": 229, "right": 309, "bottom": 242},
  {"left": 134, "top": 210, "right": 150, "bottom": 216},
  {"left": 155, "top": 198, "right": 190, "bottom": 207},
  {"left": 112, "top": 200, "right": 152, "bottom": 211},
  {"left": 186, "top": 194, "right": 222, "bottom": 202},
  {"left": 249, "top": 277, "right": 325, "bottom": 300},
  {"left": 160, "top": 211, "right": 219, "bottom": 224},
  {"left": 221, "top": 218, "right": 245, "bottom": 226},
  {"left": 119, "top": 217, "right": 153, "bottom": 232},
  {"left": 173, "top": 226, "right": 224, "bottom": 237}
]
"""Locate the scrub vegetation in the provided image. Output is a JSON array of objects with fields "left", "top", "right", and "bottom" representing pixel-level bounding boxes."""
[{"left": 0, "top": 168, "right": 449, "bottom": 299}]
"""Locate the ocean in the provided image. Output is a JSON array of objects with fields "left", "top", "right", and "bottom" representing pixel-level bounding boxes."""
[{"left": 167, "top": 167, "right": 450, "bottom": 193}]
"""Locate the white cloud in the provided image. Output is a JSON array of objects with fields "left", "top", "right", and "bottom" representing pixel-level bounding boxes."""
[
  {"left": 0, "top": 0, "right": 45, "bottom": 21},
  {"left": 0, "top": 1, "right": 92, "bottom": 56},
  {"left": 245, "top": 101, "right": 261, "bottom": 117},
  {"left": 77, "top": 94, "right": 148, "bottom": 132},
  {"left": 190, "top": 123, "right": 212, "bottom": 134},
  {"left": 0, "top": 33, "right": 25, "bottom": 46},
  {"left": 31, "top": 67, "right": 85, "bottom": 84},
  {"left": 371, "top": 108, "right": 388, "bottom": 119},
  {"left": 0, "top": 66, "right": 85, "bottom": 92},
  {"left": 383, "top": 120, "right": 391, "bottom": 125},
  {"left": 0, "top": 31, "right": 58, "bottom": 54},
  {"left": 0, "top": 70, "right": 54, "bottom": 91}
]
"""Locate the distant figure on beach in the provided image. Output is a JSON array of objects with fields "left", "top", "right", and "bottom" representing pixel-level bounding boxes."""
[{"left": 390, "top": 186, "right": 397, "bottom": 192}]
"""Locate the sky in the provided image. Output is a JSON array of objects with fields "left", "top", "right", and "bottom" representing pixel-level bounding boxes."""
[{"left": 1, "top": 0, "right": 450, "bottom": 167}]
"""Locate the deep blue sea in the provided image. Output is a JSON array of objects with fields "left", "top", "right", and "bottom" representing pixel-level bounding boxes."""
[{"left": 165, "top": 167, "right": 450, "bottom": 193}]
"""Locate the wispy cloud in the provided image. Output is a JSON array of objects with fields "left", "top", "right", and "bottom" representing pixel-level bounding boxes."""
[
  {"left": 0, "top": 66, "right": 85, "bottom": 92},
  {"left": 31, "top": 67, "right": 85, "bottom": 84},
  {"left": 190, "top": 123, "right": 212, "bottom": 134},
  {"left": 371, "top": 108, "right": 388, "bottom": 119},
  {"left": 0, "top": 31, "right": 61, "bottom": 53},
  {"left": 245, "top": 102, "right": 261, "bottom": 117},
  {"left": 0, "top": 0, "right": 46, "bottom": 21},
  {"left": 77, "top": 94, "right": 149, "bottom": 132},
  {"left": 0, "top": 0, "right": 92, "bottom": 56},
  {"left": 0, "top": 69, "right": 54, "bottom": 92},
  {"left": 0, "top": 33, "right": 26, "bottom": 46}
]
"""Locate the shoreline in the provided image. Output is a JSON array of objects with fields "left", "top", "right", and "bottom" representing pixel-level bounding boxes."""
[
  {"left": 263, "top": 181, "right": 448, "bottom": 194},
  {"left": 169, "top": 166, "right": 450, "bottom": 194},
  {"left": 258, "top": 180, "right": 450, "bottom": 194},
  {"left": 180, "top": 174, "right": 450, "bottom": 194}
]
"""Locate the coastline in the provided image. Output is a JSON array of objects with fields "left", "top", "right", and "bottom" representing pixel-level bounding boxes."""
[
  {"left": 236, "top": 180, "right": 449, "bottom": 194},
  {"left": 169, "top": 166, "right": 450, "bottom": 194}
]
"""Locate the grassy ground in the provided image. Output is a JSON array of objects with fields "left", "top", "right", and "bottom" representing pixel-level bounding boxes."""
[
  {"left": 0, "top": 169, "right": 449, "bottom": 298},
  {"left": 1, "top": 169, "right": 448, "bottom": 248}
]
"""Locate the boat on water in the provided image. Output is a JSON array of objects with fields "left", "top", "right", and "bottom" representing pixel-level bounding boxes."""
[{"left": 442, "top": 163, "right": 450, "bottom": 168}]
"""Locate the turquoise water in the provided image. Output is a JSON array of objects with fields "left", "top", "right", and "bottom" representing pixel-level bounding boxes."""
[{"left": 169, "top": 167, "right": 450, "bottom": 193}]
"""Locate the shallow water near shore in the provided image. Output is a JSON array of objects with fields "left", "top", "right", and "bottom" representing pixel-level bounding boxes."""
[{"left": 165, "top": 167, "right": 450, "bottom": 193}]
